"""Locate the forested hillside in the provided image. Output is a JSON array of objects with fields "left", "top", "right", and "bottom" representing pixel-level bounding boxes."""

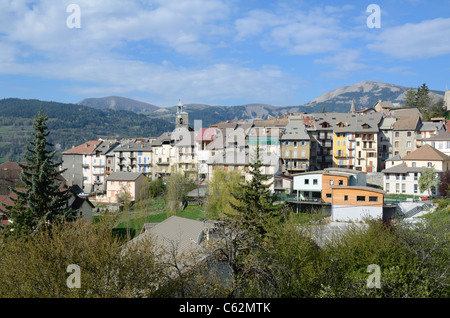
[{"left": 0, "top": 98, "right": 173, "bottom": 163}]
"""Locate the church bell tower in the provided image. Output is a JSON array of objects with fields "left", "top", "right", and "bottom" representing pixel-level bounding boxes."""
[{"left": 176, "top": 100, "right": 189, "bottom": 129}]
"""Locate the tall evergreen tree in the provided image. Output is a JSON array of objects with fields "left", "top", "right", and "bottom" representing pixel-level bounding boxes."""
[
  {"left": 404, "top": 88, "right": 417, "bottom": 108},
  {"left": 415, "top": 83, "right": 431, "bottom": 111},
  {"left": 229, "top": 144, "right": 281, "bottom": 238},
  {"left": 5, "top": 109, "right": 74, "bottom": 235}
]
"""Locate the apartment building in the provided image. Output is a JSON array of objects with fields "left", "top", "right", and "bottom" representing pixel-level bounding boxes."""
[
  {"left": 424, "top": 130, "right": 450, "bottom": 156},
  {"left": 415, "top": 120, "right": 445, "bottom": 149},
  {"left": 194, "top": 127, "right": 218, "bottom": 181},
  {"left": 113, "top": 140, "right": 153, "bottom": 176},
  {"left": 354, "top": 113, "right": 383, "bottom": 172},
  {"left": 378, "top": 117, "right": 395, "bottom": 167},
  {"left": 151, "top": 132, "right": 173, "bottom": 179},
  {"left": 382, "top": 144, "right": 450, "bottom": 196},
  {"left": 281, "top": 116, "right": 310, "bottom": 174},
  {"left": 392, "top": 115, "right": 422, "bottom": 158}
]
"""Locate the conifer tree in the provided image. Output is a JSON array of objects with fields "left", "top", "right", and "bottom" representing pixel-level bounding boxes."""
[
  {"left": 229, "top": 143, "right": 281, "bottom": 238},
  {"left": 6, "top": 109, "right": 74, "bottom": 235}
]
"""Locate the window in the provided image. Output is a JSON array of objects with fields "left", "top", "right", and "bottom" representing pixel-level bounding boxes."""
[
  {"left": 427, "top": 162, "right": 432, "bottom": 167},
  {"left": 407, "top": 141, "right": 412, "bottom": 148},
  {"left": 326, "top": 193, "right": 332, "bottom": 198},
  {"left": 386, "top": 183, "right": 390, "bottom": 192},
  {"left": 396, "top": 183, "right": 400, "bottom": 193},
  {"left": 343, "top": 140, "right": 346, "bottom": 146},
  {"left": 330, "top": 180, "right": 334, "bottom": 185},
  {"left": 313, "top": 179, "right": 318, "bottom": 185},
  {"left": 357, "top": 196, "right": 366, "bottom": 202},
  {"left": 414, "top": 184, "right": 418, "bottom": 194},
  {"left": 412, "top": 162, "right": 416, "bottom": 167},
  {"left": 394, "top": 141, "right": 399, "bottom": 148},
  {"left": 304, "top": 179, "right": 309, "bottom": 185},
  {"left": 414, "top": 173, "right": 418, "bottom": 180},
  {"left": 338, "top": 180, "right": 343, "bottom": 185},
  {"left": 344, "top": 195, "right": 348, "bottom": 201},
  {"left": 301, "top": 150, "right": 306, "bottom": 157},
  {"left": 337, "top": 140, "right": 340, "bottom": 146},
  {"left": 395, "top": 132, "right": 399, "bottom": 137},
  {"left": 407, "top": 132, "right": 411, "bottom": 137},
  {"left": 294, "top": 141, "right": 297, "bottom": 148},
  {"left": 396, "top": 174, "right": 400, "bottom": 180},
  {"left": 369, "top": 196, "right": 378, "bottom": 202},
  {"left": 293, "top": 150, "right": 297, "bottom": 157},
  {"left": 402, "top": 183, "right": 406, "bottom": 193}
]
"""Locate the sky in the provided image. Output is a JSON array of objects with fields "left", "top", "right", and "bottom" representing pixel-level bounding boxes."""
[{"left": 0, "top": 0, "right": 449, "bottom": 108}]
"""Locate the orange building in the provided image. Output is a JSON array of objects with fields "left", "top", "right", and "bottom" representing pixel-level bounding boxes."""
[
  {"left": 321, "top": 172, "right": 350, "bottom": 202},
  {"left": 331, "top": 186, "right": 385, "bottom": 222}
]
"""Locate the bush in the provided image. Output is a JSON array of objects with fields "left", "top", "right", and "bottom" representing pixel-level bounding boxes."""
[{"left": 0, "top": 217, "right": 165, "bottom": 297}]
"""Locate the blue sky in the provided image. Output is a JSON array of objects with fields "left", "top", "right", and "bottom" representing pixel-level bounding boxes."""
[{"left": 0, "top": 0, "right": 449, "bottom": 107}]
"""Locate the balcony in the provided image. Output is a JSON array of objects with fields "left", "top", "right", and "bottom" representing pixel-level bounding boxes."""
[
  {"left": 335, "top": 152, "right": 347, "bottom": 158},
  {"left": 157, "top": 159, "right": 170, "bottom": 165}
]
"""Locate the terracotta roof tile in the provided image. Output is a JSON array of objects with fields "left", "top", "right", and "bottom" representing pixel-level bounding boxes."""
[
  {"left": 402, "top": 144, "right": 450, "bottom": 161},
  {"left": 63, "top": 140, "right": 101, "bottom": 154}
]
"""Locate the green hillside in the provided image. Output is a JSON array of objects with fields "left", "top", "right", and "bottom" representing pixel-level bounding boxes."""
[{"left": 0, "top": 98, "right": 173, "bottom": 163}]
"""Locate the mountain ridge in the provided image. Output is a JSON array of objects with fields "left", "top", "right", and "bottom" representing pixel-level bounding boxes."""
[{"left": 78, "top": 81, "right": 446, "bottom": 114}]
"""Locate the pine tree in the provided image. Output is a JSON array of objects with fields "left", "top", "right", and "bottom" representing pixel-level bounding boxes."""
[
  {"left": 404, "top": 89, "right": 417, "bottom": 108},
  {"left": 5, "top": 109, "right": 74, "bottom": 235},
  {"left": 229, "top": 144, "right": 281, "bottom": 238},
  {"left": 415, "top": 83, "right": 431, "bottom": 111}
]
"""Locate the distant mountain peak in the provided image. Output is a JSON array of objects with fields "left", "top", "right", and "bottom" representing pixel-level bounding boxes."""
[
  {"left": 77, "top": 96, "right": 159, "bottom": 113},
  {"left": 304, "top": 81, "right": 444, "bottom": 110}
]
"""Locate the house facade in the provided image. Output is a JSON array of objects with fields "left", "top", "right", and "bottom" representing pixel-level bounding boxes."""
[
  {"left": 281, "top": 116, "right": 310, "bottom": 174},
  {"left": 331, "top": 186, "right": 385, "bottom": 222},
  {"left": 392, "top": 115, "right": 421, "bottom": 158},
  {"left": 101, "top": 172, "right": 146, "bottom": 204},
  {"left": 62, "top": 140, "right": 102, "bottom": 193},
  {"left": 382, "top": 144, "right": 450, "bottom": 196},
  {"left": 423, "top": 130, "right": 450, "bottom": 157}
]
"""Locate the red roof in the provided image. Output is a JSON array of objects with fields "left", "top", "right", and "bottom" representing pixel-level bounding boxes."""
[
  {"left": 195, "top": 128, "right": 216, "bottom": 141},
  {"left": 0, "top": 162, "right": 23, "bottom": 171},
  {"left": 63, "top": 140, "right": 101, "bottom": 154}
]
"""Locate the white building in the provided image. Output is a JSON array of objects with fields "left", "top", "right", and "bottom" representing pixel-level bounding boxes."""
[{"left": 292, "top": 171, "right": 323, "bottom": 200}]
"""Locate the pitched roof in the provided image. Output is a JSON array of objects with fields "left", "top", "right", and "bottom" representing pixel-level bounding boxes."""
[
  {"left": 423, "top": 130, "right": 450, "bottom": 141},
  {"left": 63, "top": 140, "right": 102, "bottom": 154},
  {"left": 0, "top": 162, "right": 22, "bottom": 171},
  {"left": 419, "top": 121, "right": 444, "bottom": 132},
  {"left": 381, "top": 164, "right": 428, "bottom": 174},
  {"left": 107, "top": 171, "right": 144, "bottom": 181},
  {"left": 114, "top": 141, "right": 152, "bottom": 152},
  {"left": 402, "top": 144, "right": 450, "bottom": 161},
  {"left": 128, "top": 216, "right": 215, "bottom": 259},
  {"left": 393, "top": 115, "right": 421, "bottom": 130},
  {"left": 282, "top": 118, "right": 310, "bottom": 140}
]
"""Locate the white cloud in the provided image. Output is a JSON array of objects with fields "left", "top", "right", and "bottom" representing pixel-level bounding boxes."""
[
  {"left": 367, "top": 17, "right": 450, "bottom": 59},
  {"left": 234, "top": 5, "right": 356, "bottom": 55},
  {"left": 315, "top": 49, "right": 367, "bottom": 78}
]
